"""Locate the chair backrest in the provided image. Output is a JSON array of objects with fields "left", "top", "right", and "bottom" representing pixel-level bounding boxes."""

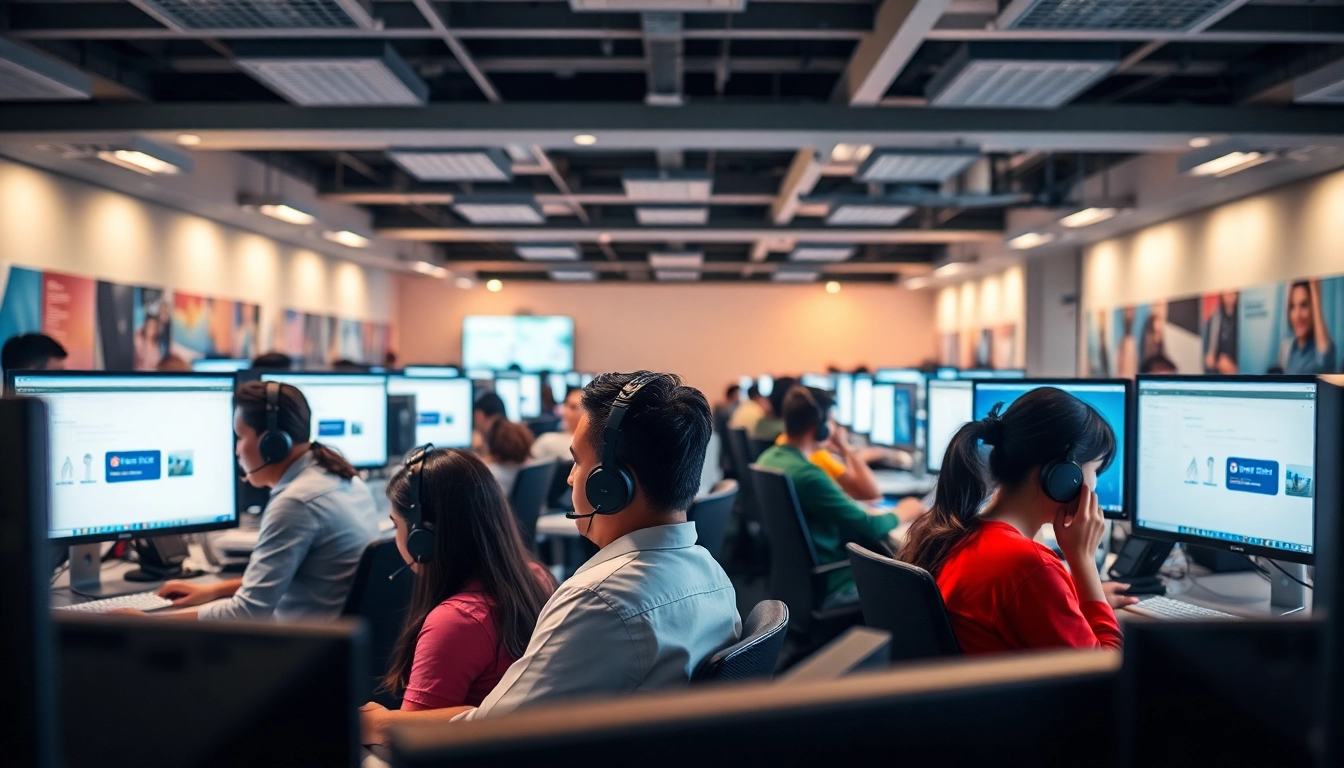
[
  {"left": 546, "top": 458, "right": 575, "bottom": 511},
  {"left": 525, "top": 416, "right": 561, "bottom": 436},
  {"left": 748, "top": 437, "right": 775, "bottom": 461},
  {"left": 510, "top": 460, "right": 557, "bottom": 547},
  {"left": 726, "top": 429, "right": 758, "bottom": 518},
  {"left": 688, "top": 479, "right": 737, "bottom": 564},
  {"left": 750, "top": 465, "right": 826, "bottom": 627},
  {"left": 692, "top": 600, "right": 790, "bottom": 683},
  {"left": 846, "top": 543, "right": 961, "bottom": 660},
  {"left": 341, "top": 537, "right": 415, "bottom": 706}
]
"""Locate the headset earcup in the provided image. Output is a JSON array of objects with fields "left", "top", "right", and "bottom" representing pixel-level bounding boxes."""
[
  {"left": 406, "top": 528, "right": 435, "bottom": 563},
  {"left": 258, "top": 430, "right": 293, "bottom": 465},
  {"left": 1041, "top": 460, "right": 1084, "bottom": 504},
  {"left": 815, "top": 421, "right": 831, "bottom": 443},
  {"left": 586, "top": 466, "right": 634, "bottom": 515}
]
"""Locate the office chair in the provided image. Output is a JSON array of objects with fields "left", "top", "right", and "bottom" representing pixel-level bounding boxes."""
[
  {"left": 546, "top": 458, "right": 575, "bottom": 512},
  {"left": 693, "top": 600, "right": 790, "bottom": 683},
  {"left": 749, "top": 466, "right": 862, "bottom": 656},
  {"left": 525, "top": 415, "right": 561, "bottom": 436},
  {"left": 510, "top": 460, "right": 557, "bottom": 549},
  {"left": 846, "top": 543, "right": 961, "bottom": 661},
  {"left": 342, "top": 537, "right": 414, "bottom": 707},
  {"left": 688, "top": 479, "right": 737, "bottom": 564}
]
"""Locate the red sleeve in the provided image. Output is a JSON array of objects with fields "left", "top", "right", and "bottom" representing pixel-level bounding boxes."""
[
  {"left": 1007, "top": 559, "right": 1122, "bottom": 651},
  {"left": 401, "top": 601, "right": 500, "bottom": 711}
]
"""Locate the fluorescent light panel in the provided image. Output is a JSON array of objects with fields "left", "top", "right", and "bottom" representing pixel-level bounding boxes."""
[
  {"left": 789, "top": 244, "right": 856, "bottom": 262},
  {"left": 655, "top": 270, "right": 701, "bottom": 281},
  {"left": 388, "top": 148, "right": 512, "bottom": 182},
  {"left": 94, "top": 136, "right": 193, "bottom": 176},
  {"left": 452, "top": 199, "right": 545, "bottom": 225},
  {"left": 857, "top": 149, "right": 981, "bottom": 183},
  {"left": 1007, "top": 232, "right": 1055, "bottom": 250},
  {"left": 1178, "top": 141, "right": 1276, "bottom": 178},
  {"left": 926, "top": 43, "right": 1119, "bottom": 109},
  {"left": 323, "top": 230, "right": 370, "bottom": 247},
  {"left": 516, "top": 243, "right": 581, "bottom": 261},
  {"left": 773, "top": 269, "right": 820, "bottom": 283},
  {"left": 133, "top": 0, "right": 375, "bottom": 29},
  {"left": 233, "top": 42, "right": 427, "bottom": 106},
  {"left": 648, "top": 251, "right": 704, "bottom": 269},
  {"left": 636, "top": 207, "right": 710, "bottom": 226},
  {"left": 411, "top": 261, "right": 449, "bottom": 278},
  {"left": 549, "top": 268, "right": 598, "bottom": 282},
  {"left": 622, "top": 170, "right": 713, "bottom": 201},
  {"left": 1058, "top": 207, "right": 1118, "bottom": 228},
  {"left": 238, "top": 194, "right": 317, "bottom": 225},
  {"left": 826, "top": 204, "right": 914, "bottom": 227}
]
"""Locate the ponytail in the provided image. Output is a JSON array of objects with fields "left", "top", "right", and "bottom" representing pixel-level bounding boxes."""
[
  {"left": 309, "top": 441, "right": 358, "bottom": 480},
  {"left": 900, "top": 417, "right": 997, "bottom": 575}
]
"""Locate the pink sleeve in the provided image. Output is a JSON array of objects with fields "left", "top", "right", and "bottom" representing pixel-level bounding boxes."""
[
  {"left": 1008, "top": 560, "right": 1122, "bottom": 652},
  {"left": 401, "top": 601, "right": 500, "bottom": 711}
]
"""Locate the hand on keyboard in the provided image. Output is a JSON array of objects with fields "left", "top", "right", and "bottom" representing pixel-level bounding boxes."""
[
  {"left": 1123, "top": 596, "right": 1240, "bottom": 620},
  {"left": 55, "top": 591, "right": 175, "bottom": 614}
]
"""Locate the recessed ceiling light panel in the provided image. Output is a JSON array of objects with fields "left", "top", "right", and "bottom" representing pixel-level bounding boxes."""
[{"left": 389, "top": 148, "right": 512, "bottom": 182}]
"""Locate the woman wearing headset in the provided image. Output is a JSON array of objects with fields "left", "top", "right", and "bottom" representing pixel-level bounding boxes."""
[
  {"left": 360, "top": 447, "right": 555, "bottom": 744},
  {"left": 146, "top": 381, "right": 381, "bottom": 620},
  {"left": 899, "top": 387, "right": 1133, "bottom": 655}
]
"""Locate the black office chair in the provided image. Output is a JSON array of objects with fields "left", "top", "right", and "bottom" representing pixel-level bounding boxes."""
[
  {"left": 342, "top": 537, "right": 414, "bottom": 707},
  {"left": 846, "top": 543, "right": 961, "bottom": 661},
  {"left": 749, "top": 465, "right": 862, "bottom": 654},
  {"left": 687, "top": 479, "right": 737, "bottom": 564},
  {"left": 692, "top": 600, "right": 790, "bottom": 683},
  {"left": 546, "top": 459, "right": 575, "bottom": 512},
  {"left": 525, "top": 415, "right": 561, "bottom": 436},
  {"left": 509, "top": 460, "right": 557, "bottom": 549},
  {"left": 748, "top": 437, "right": 775, "bottom": 461},
  {"left": 725, "top": 429, "right": 759, "bottom": 520}
]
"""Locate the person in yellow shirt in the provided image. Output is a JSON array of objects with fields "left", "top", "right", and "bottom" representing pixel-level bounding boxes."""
[{"left": 774, "top": 388, "right": 881, "bottom": 503}]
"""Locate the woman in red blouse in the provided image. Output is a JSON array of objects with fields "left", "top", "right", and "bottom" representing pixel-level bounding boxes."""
[
  {"left": 361, "top": 447, "right": 556, "bottom": 741},
  {"left": 900, "top": 387, "right": 1135, "bottom": 655}
]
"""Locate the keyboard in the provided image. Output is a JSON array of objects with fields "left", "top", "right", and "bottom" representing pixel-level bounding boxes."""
[
  {"left": 54, "top": 591, "right": 174, "bottom": 614},
  {"left": 1125, "top": 596, "right": 1240, "bottom": 621}
]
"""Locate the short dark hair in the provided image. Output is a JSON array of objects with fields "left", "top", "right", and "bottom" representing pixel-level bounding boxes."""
[
  {"left": 474, "top": 392, "right": 507, "bottom": 419},
  {"left": 2, "top": 333, "right": 67, "bottom": 373},
  {"left": 768, "top": 376, "right": 798, "bottom": 419},
  {"left": 250, "top": 352, "right": 293, "bottom": 371},
  {"left": 581, "top": 371, "right": 711, "bottom": 513},
  {"left": 725, "top": 384, "right": 740, "bottom": 399},
  {"left": 1139, "top": 354, "right": 1177, "bottom": 374},
  {"left": 783, "top": 386, "right": 832, "bottom": 438},
  {"left": 747, "top": 385, "right": 762, "bottom": 400}
]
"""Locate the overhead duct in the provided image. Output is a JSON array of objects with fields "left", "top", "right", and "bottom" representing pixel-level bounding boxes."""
[
  {"left": 999, "top": 0, "right": 1242, "bottom": 32},
  {"left": 1295, "top": 59, "right": 1344, "bottom": 105},
  {"left": 571, "top": 0, "right": 745, "bottom": 10},
  {"left": 926, "top": 43, "right": 1120, "bottom": 109},
  {"left": 234, "top": 41, "right": 428, "bottom": 106},
  {"left": 857, "top": 149, "right": 982, "bottom": 184},
  {"left": 642, "top": 13, "right": 685, "bottom": 107},
  {"left": 133, "top": 0, "right": 376, "bottom": 29},
  {"left": 0, "top": 38, "right": 92, "bottom": 101}
]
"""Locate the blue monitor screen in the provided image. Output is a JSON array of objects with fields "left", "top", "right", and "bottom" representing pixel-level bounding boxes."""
[{"left": 973, "top": 381, "right": 1128, "bottom": 515}]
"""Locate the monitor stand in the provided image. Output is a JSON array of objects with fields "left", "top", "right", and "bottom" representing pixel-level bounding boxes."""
[
  {"left": 1268, "top": 559, "right": 1308, "bottom": 615},
  {"left": 68, "top": 543, "right": 162, "bottom": 598}
]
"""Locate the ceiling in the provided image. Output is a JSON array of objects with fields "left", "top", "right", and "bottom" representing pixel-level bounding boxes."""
[{"left": 2, "top": 0, "right": 1344, "bottom": 285}]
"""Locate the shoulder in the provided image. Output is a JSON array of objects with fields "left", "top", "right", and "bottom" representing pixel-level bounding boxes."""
[
  {"left": 967, "top": 522, "right": 1060, "bottom": 571},
  {"left": 420, "top": 593, "right": 496, "bottom": 641}
]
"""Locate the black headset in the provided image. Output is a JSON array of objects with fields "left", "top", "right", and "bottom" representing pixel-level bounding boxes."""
[
  {"left": 580, "top": 373, "right": 661, "bottom": 517},
  {"left": 403, "top": 443, "right": 436, "bottom": 563},
  {"left": 1040, "top": 445, "right": 1084, "bottom": 504},
  {"left": 802, "top": 387, "right": 832, "bottom": 443},
  {"left": 258, "top": 381, "right": 294, "bottom": 465}
]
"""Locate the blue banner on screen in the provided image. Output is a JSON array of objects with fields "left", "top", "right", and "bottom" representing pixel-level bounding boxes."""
[
  {"left": 418, "top": 412, "right": 441, "bottom": 425},
  {"left": 1226, "top": 457, "right": 1279, "bottom": 495},
  {"left": 317, "top": 419, "right": 347, "bottom": 437},
  {"left": 106, "top": 450, "right": 162, "bottom": 483}
]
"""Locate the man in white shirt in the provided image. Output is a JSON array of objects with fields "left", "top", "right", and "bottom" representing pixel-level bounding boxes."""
[
  {"left": 728, "top": 384, "right": 769, "bottom": 434},
  {"left": 530, "top": 387, "right": 581, "bottom": 462}
]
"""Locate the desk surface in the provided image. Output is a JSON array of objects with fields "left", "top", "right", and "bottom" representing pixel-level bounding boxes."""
[
  {"left": 50, "top": 542, "right": 230, "bottom": 612},
  {"left": 1121, "top": 569, "right": 1311, "bottom": 619}
]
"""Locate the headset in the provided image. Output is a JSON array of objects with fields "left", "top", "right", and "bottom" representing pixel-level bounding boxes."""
[
  {"left": 573, "top": 372, "right": 661, "bottom": 519},
  {"left": 801, "top": 387, "right": 832, "bottom": 443},
  {"left": 1040, "top": 444, "right": 1084, "bottom": 504},
  {"left": 403, "top": 443, "right": 436, "bottom": 563},
  {"left": 258, "top": 381, "right": 295, "bottom": 465}
]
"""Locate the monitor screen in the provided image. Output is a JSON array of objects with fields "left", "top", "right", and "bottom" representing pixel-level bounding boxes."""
[
  {"left": 1135, "top": 378, "right": 1316, "bottom": 562},
  {"left": 936, "top": 367, "right": 959, "bottom": 380},
  {"left": 869, "top": 383, "right": 917, "bottom": 450},
  {"left": 494, "top": 377, "right": 522, "bottom": 422},
  {"left": 875, "top": 368, "right": 924, "bottom": 386},
  {"left": 801, "top": 373, "right": 834, "bottom": 390},
  {"left": 466, "top": 369, "right": 494, "bottom": 381},
  {"left": 960, "top": 369, "right": 1027, "bottom": 380},
  {"left": 519, "top": 373, "right": 543, "bottom": 419},
  {"left": 852, "top": 376, "right": 874, "bottom": 435},
  {"left": 191, "top": 359, "right": 249, "bottom": 373},
  {"left": 738, "top": 375, "right": 753, "bottom": 402},
  {"left": 926, "top": 380, "right": 973, "bottom": 473},
  {"left": 386, "top": 376, "right": 473, "bottom": 449},
  {"left": 549, "top": 373, "right": 569, "bottom": 404},
  {"left": 261, "top": 373, "right": 389, "bottom": 468},
  {"left": 462, "top": 315, "right": 574, "bottom": 373},
  {"left": 834, "top": 373, "right": 854, "bottom": 427},
  {"left": 973, "top": 380, "right": 1129, "bottom": 516},
  {"left": 11, "top": 373, "right": 238, "bottom": 542},
  {"left": 401, "top": 366, "right": 460, "bottom": 378},
  {"left": 758, "top": 375, "right": 774, "bottom": 398}
]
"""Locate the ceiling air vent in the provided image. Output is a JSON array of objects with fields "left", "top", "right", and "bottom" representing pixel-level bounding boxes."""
[
  {"left": 826, "top": 204, "right": 914, "bottom": 227},
  {"left": 389, "top": 149, "right": 512, "bottom": 182},
  {"left": 926, "top": 43, "right": 1119, "bottom": 109},
  {"left": 0, "top": 38, "right": 91, "bottom": 100},
  {"left": 789, "top": 245, "right": 856, "bottom": 262},
  {"left": 234, "top": 42, "right": 427, "bottom": 106},
  {"left": 135, "top": 0, "right": 375, "bottom": 29},
  {"left": 1000, "top": 0, "right": 1240, "bottom": 32},
  {"left": 655, "top": 270, "right": 701, "bottom": 281},
  {"left": 623, "top": 170, "right": 713, "bottom": 201},
  {"left": 772, "top": 267, "right": 820, "bottom": 283},
  {"left": 636, "top": 207, "right": 710, "bottom": 226},
  {"left": 857, "top": 149, "right": 981, "bottom": 184},
  {"left": 549, "top": 268, "right": 599, "bottom": 282},
  {"left": 517, "top": 243, "right": 582, "bottom": 261},
  {"left": 649, "top": 252, "right": 704, "bottom": 269},
  {"left": 452, "top": 198, "right": 545, "bottom": 225}
]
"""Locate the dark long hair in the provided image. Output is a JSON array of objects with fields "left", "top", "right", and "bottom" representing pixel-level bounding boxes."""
[
  {"left": 380, "top": 448, "right": 556, "bottom": 696},
  {"left": 484, "top": 419, "right": 534, "bottom": 464},
  {"left": 900, "top": 387, "right": 1117, "bottom": 576},
  {"left": 234, "top": 380, "right": 357, "bottom": 480}
]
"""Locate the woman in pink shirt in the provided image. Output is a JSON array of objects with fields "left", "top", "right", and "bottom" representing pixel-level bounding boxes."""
[{"left": 361, "top": 447, "right": 555, "bottom": 741}]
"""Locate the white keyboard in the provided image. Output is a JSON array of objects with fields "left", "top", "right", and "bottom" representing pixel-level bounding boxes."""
[
  {"left": 1125, "top": 596, "right": 1240, "bottom": 621},
  {"left": 55, "top": 591, "right": 174, "bottom": 614}
]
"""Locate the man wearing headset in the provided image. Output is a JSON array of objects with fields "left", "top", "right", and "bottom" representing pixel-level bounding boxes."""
[{"left": 431, "top": 371, "right": 741, "bottom": 721}]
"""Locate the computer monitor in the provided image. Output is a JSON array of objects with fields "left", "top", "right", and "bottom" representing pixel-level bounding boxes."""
[
  {"left": 936, "top": 367, "right": 959, "bottom": 380},
  {"left": 56, "top": 615, "right": 368, "bottom": 768},
  {"left": 9, "top": 372, "right": 240, "bottom": 544},
  {"left": 868, "top": 382, "right": 917, "bottom": 451},
  {"left": 875, "top": 367, "right": 925, "bottom": 386},
  {"left": 549, "top": 373, "right": 570, "bottom": 404},
  {"left": 801, "top": 373, "right": 833, "bottom": 390},
  {"left": 466, "top": 368, "right": 495, "bottom": 381},
  {"left": 926, "top": 379, "right": 973, "bottom": 474},
  {"left": 493, "top": 376, "right": 522, "bottom": 422},
  {"left": 852, "top": 375, "right": 874, "bottom": 434},
  {"left": 960, "top": 369, "right": 1027, "bottom": 380},
  {"left": 462, "top": 315, "right": 574, "bottom": 373},
  {"left": 519, "top": 373, "right": 543, "bottom": 419},
  {"left": 259, "top": 372, "right": 389, "bottom": 469},
  {"left": 401, "top": 366, "right": 460, "bottom": 378},
  {"left": 580, "top": 373, "right": 594, "bottom": 387},
  {"left": 834, "top": 373, "right": 855, "bottom": 427},
  {"left": 191, "top": 358, "right": 249, "bottom": 373},
  {"left": 973, "top": 379, "right": 1130, "bottom": 519},
  {"left": 386, "top": 376, "right": 473, "bottom": 449},
  {"left": 758, "top": 375, "right": 774, "bottom": 398},
  {"left": 1133, "top": 376, "right": 1318, "bottom": 564}
]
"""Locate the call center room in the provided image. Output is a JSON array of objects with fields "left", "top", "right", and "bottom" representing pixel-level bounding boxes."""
[{"left": 3, "top": 1, "right": 1344, "bottom": 765}]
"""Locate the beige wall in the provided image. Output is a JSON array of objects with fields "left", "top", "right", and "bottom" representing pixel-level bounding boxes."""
[
  {"left": 934, "top": 264, "right": 1027, "bottom": 369},
  {"left": 396, "top": 277, "right": 937, "bottom": 395}
]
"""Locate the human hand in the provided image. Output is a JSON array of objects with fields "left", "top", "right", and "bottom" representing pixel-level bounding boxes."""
[
  {"left": 823, "top": 424, "right": 850, "bottom": 457},
  {"left": 1053, "top": 484, "right": 1105, "bottom": 569},
  {"left": 360, "top": 702, "right": 391, "bottom": 746},
  {"left": 1101, "top": 581, "right": 1140, "bottom": 610},
  {"left": 157, "top": 580, "right": 220, "bottom": 607}
]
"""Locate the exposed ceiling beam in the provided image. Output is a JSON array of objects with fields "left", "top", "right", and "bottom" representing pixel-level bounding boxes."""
[
  {"left": 770, "top": 148, "right": 827, "bottom": 224},
  {"left": 3, "top": 27, "right": 866, "bottom": 41},
  {"left": 409, "top": 0, "right": 501, "bottom": 103},
  {"left": 321, "top": 190, "right": 777, "bottom": 206},
  {"left": 834, "top": 0, "right": 951, "bottom": 106},
  {"left": 434, "top": 260, "right": 934, "bottom": 276},
  {"left": 376, "top": 226, "right": 1000, "bottom": 245},
  {"left": 923, "top": 28, "right": 1344, "bottom": 44}
]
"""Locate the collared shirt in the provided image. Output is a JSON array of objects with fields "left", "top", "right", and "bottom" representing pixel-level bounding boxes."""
[
  {"left": 460, "top": 522, "right": 741, "bottom": 719},
  {"left": 728, "top": 399, "right": 766, "bottom": 433},
  {"left": 530, "top": 430, "right": 573, "bottom": 462},
  {"left": 199, "top": 452, "right": 380, "bottom": 622}
]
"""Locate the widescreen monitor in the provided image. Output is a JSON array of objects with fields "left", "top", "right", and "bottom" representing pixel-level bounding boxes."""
[
  {"left": 386, "top": 376, "right": 473, "bottom": 449},
  {"left": 9, "top": 373, "right": 238, "bottom": 543},
  {"left": 260, "top": 373, "right": 389, "bottom": 469},
  {"left": 191, "top": 358, "right": 249, "bottom": 373},
  {"left": 549, "top": 373, "right": 569, "bottom": 404},
  {"left": 462, "top": 315, "right": 574, "bottom": 373},
  {"left": 875, "top": 368, "right": 925, "bottom": 386},
  {"left": 801, "top": 373, "right": 834, "bottom": 390},
  {"left": 1134, "top": 376, "right": 1317, "bottom": 564},
  {"left": 852, "top": 376, "right": 874, "bottom": 435},
  {"left": 834, "top": 373, "right": 854, "bottom": 427},
  {"left": 973, "top": 379, "right": 1130, "bottom": 518},
  {"left": 868, "top": 383, "right": 917, "bottom": 451},
  {"left": 926, "top": 379, "right": 973, "bottom": 473},
  {"left": 960, "top": 369, "right": 1027, "bottom": 380},
  {"left": 493, "top": 376, "right": 522, "bottom": 423},
  {"left": 758, "top": 375, "right": 774, "bottom": 398},
  {"left": 519, "top": 373, "right": 543, "bottom": 419},
  {"left": 400, "top": 366, "right": 460, "bottom": 378},
  {"left": 466, "top": 369, "right": 494, "bottom": 381}
]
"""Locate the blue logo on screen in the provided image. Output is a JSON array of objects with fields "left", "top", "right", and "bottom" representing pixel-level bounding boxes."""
[
  {"left": 418, "top": 412, "right": 441, "bottom": 425},
  {"left": 1226, "top": 457, "right": 1279, "bottom": 496},
  {"left": 318, "top": 420, "right": 347, "bottom": 437},
  {"left": 106, "top": 450, "right": 161, "bottom": 483}
]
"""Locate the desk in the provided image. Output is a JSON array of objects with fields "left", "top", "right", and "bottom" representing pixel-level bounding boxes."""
[
  {"left": 50, "top": 542, "right": 231, "bottom": 613},
  {"left": 1119, "top": 568, "right": 1312, "bottom": 620},
  {"left": 873, "top": 470, "right": 935, "bottom": 498}
]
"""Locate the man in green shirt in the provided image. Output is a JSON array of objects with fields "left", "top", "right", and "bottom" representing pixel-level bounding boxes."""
[{"left": 756, "top": 385, "right": 910, "bottom": 607}]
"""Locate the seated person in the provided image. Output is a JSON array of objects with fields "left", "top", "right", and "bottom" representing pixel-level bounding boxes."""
[
  {"left": 900, "top": 387, "right": 1133, "bottom": 655},
  {"left": 756, "top": 386, "right": 918, "bottom": 608},
  {"left": 249, "top": 351, "right": 293, "bottom": 371},
  {"left": 2, "top": 332, "right": 67, "bottom": 379},
  {"left": 362, "top": 371, "right": 741, "bottom": 731},
  {"left": 530, "top": 387, "right": 582, "bottom": 462},
  {"left": 360, "top": 447, "right": 556, "bottom": 741},
  {"left": 728, "top": 384, "right": 769, "bottom": 434},
  {"left": 751, "top": 376, "right": 796, "bottom": 442},
  {"left": 771, "top": 388, "right": 881, "bottom": 502},
  {"left": 473, "top": 392, "right": 536, "bottom": 495}
]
